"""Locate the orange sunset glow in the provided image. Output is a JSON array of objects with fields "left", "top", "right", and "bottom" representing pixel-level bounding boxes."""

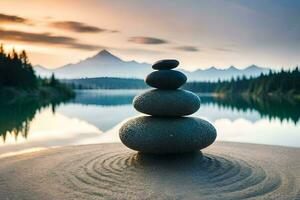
[{"left": 1, "top": 0, "right": 300, "bottom": 70}]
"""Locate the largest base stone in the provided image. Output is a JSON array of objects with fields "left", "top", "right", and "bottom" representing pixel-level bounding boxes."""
[{"left": 119, "top": 116, "right": 217, "bottom": 154}]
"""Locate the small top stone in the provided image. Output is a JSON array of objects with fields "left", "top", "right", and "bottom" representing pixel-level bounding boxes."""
[{"left": 152, "top": 59, "right": 179, "bottom": 70}]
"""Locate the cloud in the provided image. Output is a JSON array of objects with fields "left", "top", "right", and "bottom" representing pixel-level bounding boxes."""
[
  {"left": 213, "top": 47, "right": 235, "bottom": 52},
  {"left": 0, "top": 28, "right": 101, "bottom": 50},
  {"left": 113, "top": 47, "right": 163, "bottom": 56},
  {"left": 50, "top": 21, "right": 118, "bottom": 33},
  {"left": 174, "top": 46, "right": 199, "bottom": 52},
  {"left": 0, "top": 13, "right": 30, "bottom": 24},
  {"left": 128, "top": 36, "right": 168, "bottom": 44}
]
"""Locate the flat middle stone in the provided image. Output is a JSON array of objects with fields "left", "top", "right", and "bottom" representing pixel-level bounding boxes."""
[{"left": 133, "top": 89, "right": 200, "bottom": 117}]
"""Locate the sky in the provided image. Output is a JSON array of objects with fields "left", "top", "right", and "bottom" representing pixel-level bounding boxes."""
[{"left": 0, "top": 0, "right": 299, "bottom": 71}]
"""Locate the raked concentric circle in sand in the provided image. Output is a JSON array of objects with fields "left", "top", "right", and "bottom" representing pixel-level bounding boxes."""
[
  {"left": 51, "top": 145, "right": 298, "bottom": 200},
  {"left": 0, "top": 143, "right": 299, "bottom": 200}
]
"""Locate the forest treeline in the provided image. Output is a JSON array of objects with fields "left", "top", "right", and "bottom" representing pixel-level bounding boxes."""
[
  {"left": 0, "top": 44, "right": 74, "bottom": 104},
  {"left": 183, "top": 68, "right": 300, "bottom": 97},
  {"left": 68, "top": 68, "right": 300, "bottom": 99},
  {"left": 0, "top": 44, "right": 37, "bottom": 88}
]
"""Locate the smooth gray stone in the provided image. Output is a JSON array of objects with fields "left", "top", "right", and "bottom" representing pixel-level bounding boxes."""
[
  {"left": 133, "top": 89, "right": 200, "bottom": 116},
  {"left": 119, "top": 116, "right": 217, "bottom": 154},
  {"left": 152, "top": 59, "right": 179, "bottom": 70},
  {"left": 146, "top": 70, "right": 187, "bottom": 89}
]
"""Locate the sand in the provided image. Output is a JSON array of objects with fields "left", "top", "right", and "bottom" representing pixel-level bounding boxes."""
[{"left": 0, "top": 142, "right": 299, "bottom": 200}]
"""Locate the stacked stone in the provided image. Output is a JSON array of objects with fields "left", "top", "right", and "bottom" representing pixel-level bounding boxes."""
[{"left": 119, "top": 59, "right": 217, "bottom": 154}]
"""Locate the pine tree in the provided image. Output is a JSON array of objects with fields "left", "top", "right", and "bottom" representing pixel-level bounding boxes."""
[{"left": 0, "top": 45, "right": 37, "bottom": 88}]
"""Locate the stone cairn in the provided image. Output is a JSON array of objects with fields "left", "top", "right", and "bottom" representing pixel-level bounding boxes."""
[{"left": 119, "top": 59, "right": 217, "bottom": 154}]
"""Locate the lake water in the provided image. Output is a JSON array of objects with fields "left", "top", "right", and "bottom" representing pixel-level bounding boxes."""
[{"left": 1, "top": 89, "right": 300, "bottom": 158}]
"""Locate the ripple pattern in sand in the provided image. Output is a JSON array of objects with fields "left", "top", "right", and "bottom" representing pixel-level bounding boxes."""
[{"left": 52, "top": 148, "right": 299, "bottom": 200}]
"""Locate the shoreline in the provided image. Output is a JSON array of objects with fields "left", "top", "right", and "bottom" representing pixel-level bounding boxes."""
[
  {"left": 0, "top": 86, "right": 75, "bottom": 105},
  {"left": 1, "top": 140, "right": 300, "bottom": 160},
  {"left": 73, "top": 88, "right": 300, "bottom": 101},
  {"left": 0, "top": 142, "right": 299, "bottom": 199},
  {"left": 197, "top": 91, "right": 300, "bottom": 101}
]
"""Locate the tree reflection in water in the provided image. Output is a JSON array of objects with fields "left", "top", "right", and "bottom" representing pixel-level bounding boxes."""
[
  {"left": 200, "top": 95, "right": 300, "bottom": 124},
  {"left": 0, "top": 100, "right": 63, "bottom": 142},
  {"left": 0, "top": 91, "right": 299, "bottom": 142}
]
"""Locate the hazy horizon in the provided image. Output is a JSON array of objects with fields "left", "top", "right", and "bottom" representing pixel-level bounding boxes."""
[
  {"left": 34, "top": 49, "right": 277, "bottom": 72},
  {"left": 1, "top": 0, "right": 300, "bottom": 70}
]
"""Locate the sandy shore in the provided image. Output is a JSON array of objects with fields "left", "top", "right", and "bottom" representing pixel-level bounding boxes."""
[{"left": 0, "top": 142, "right": 299, "bottom": 200}]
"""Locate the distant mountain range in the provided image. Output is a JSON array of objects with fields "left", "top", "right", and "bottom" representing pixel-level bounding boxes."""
[
  {"left": 34, "top": 49, "right": 271, "bottom": 81},
  {"left": 188, "top": 65, "right": 270, "bottom": 81}
]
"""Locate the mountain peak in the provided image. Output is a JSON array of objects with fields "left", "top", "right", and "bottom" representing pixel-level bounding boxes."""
[
  {"left": 228, "top": 66, "right": 239, "bottom": 71},
  {"left": 34, "top": 64, "right": 45, "bottom": 69},
  {"left": 97, "top": 49, "right": 112, "bottom": 56},
  {"left": 247, "top": 64, "right": 259, "bottom": 69},
  {"left": 207, "top": 66, "right": 218, "bottom": 71},
  {"left": 92, "top": 49, "right": 122, "bottom": 62},
  {"left": 245, "top": 65, "right": 265, "bottom": 71}
]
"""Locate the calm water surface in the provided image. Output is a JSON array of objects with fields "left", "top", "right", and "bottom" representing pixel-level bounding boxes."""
[{"left": 1, "top": 89, "right": 300, "bottom": 157}]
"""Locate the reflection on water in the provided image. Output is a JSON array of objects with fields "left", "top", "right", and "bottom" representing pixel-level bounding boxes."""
[
  {"left": 0, "top": 101, "right": 58, "bottom": 142},
  {"left": 0, "top": 89, "right": 299, "bottom": 157},
  {"left": 200, "top": 95, "right": 300, "bottom": 124},
  {"left": 72, "top": 89, "right": 138, "bottom": 106}
]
